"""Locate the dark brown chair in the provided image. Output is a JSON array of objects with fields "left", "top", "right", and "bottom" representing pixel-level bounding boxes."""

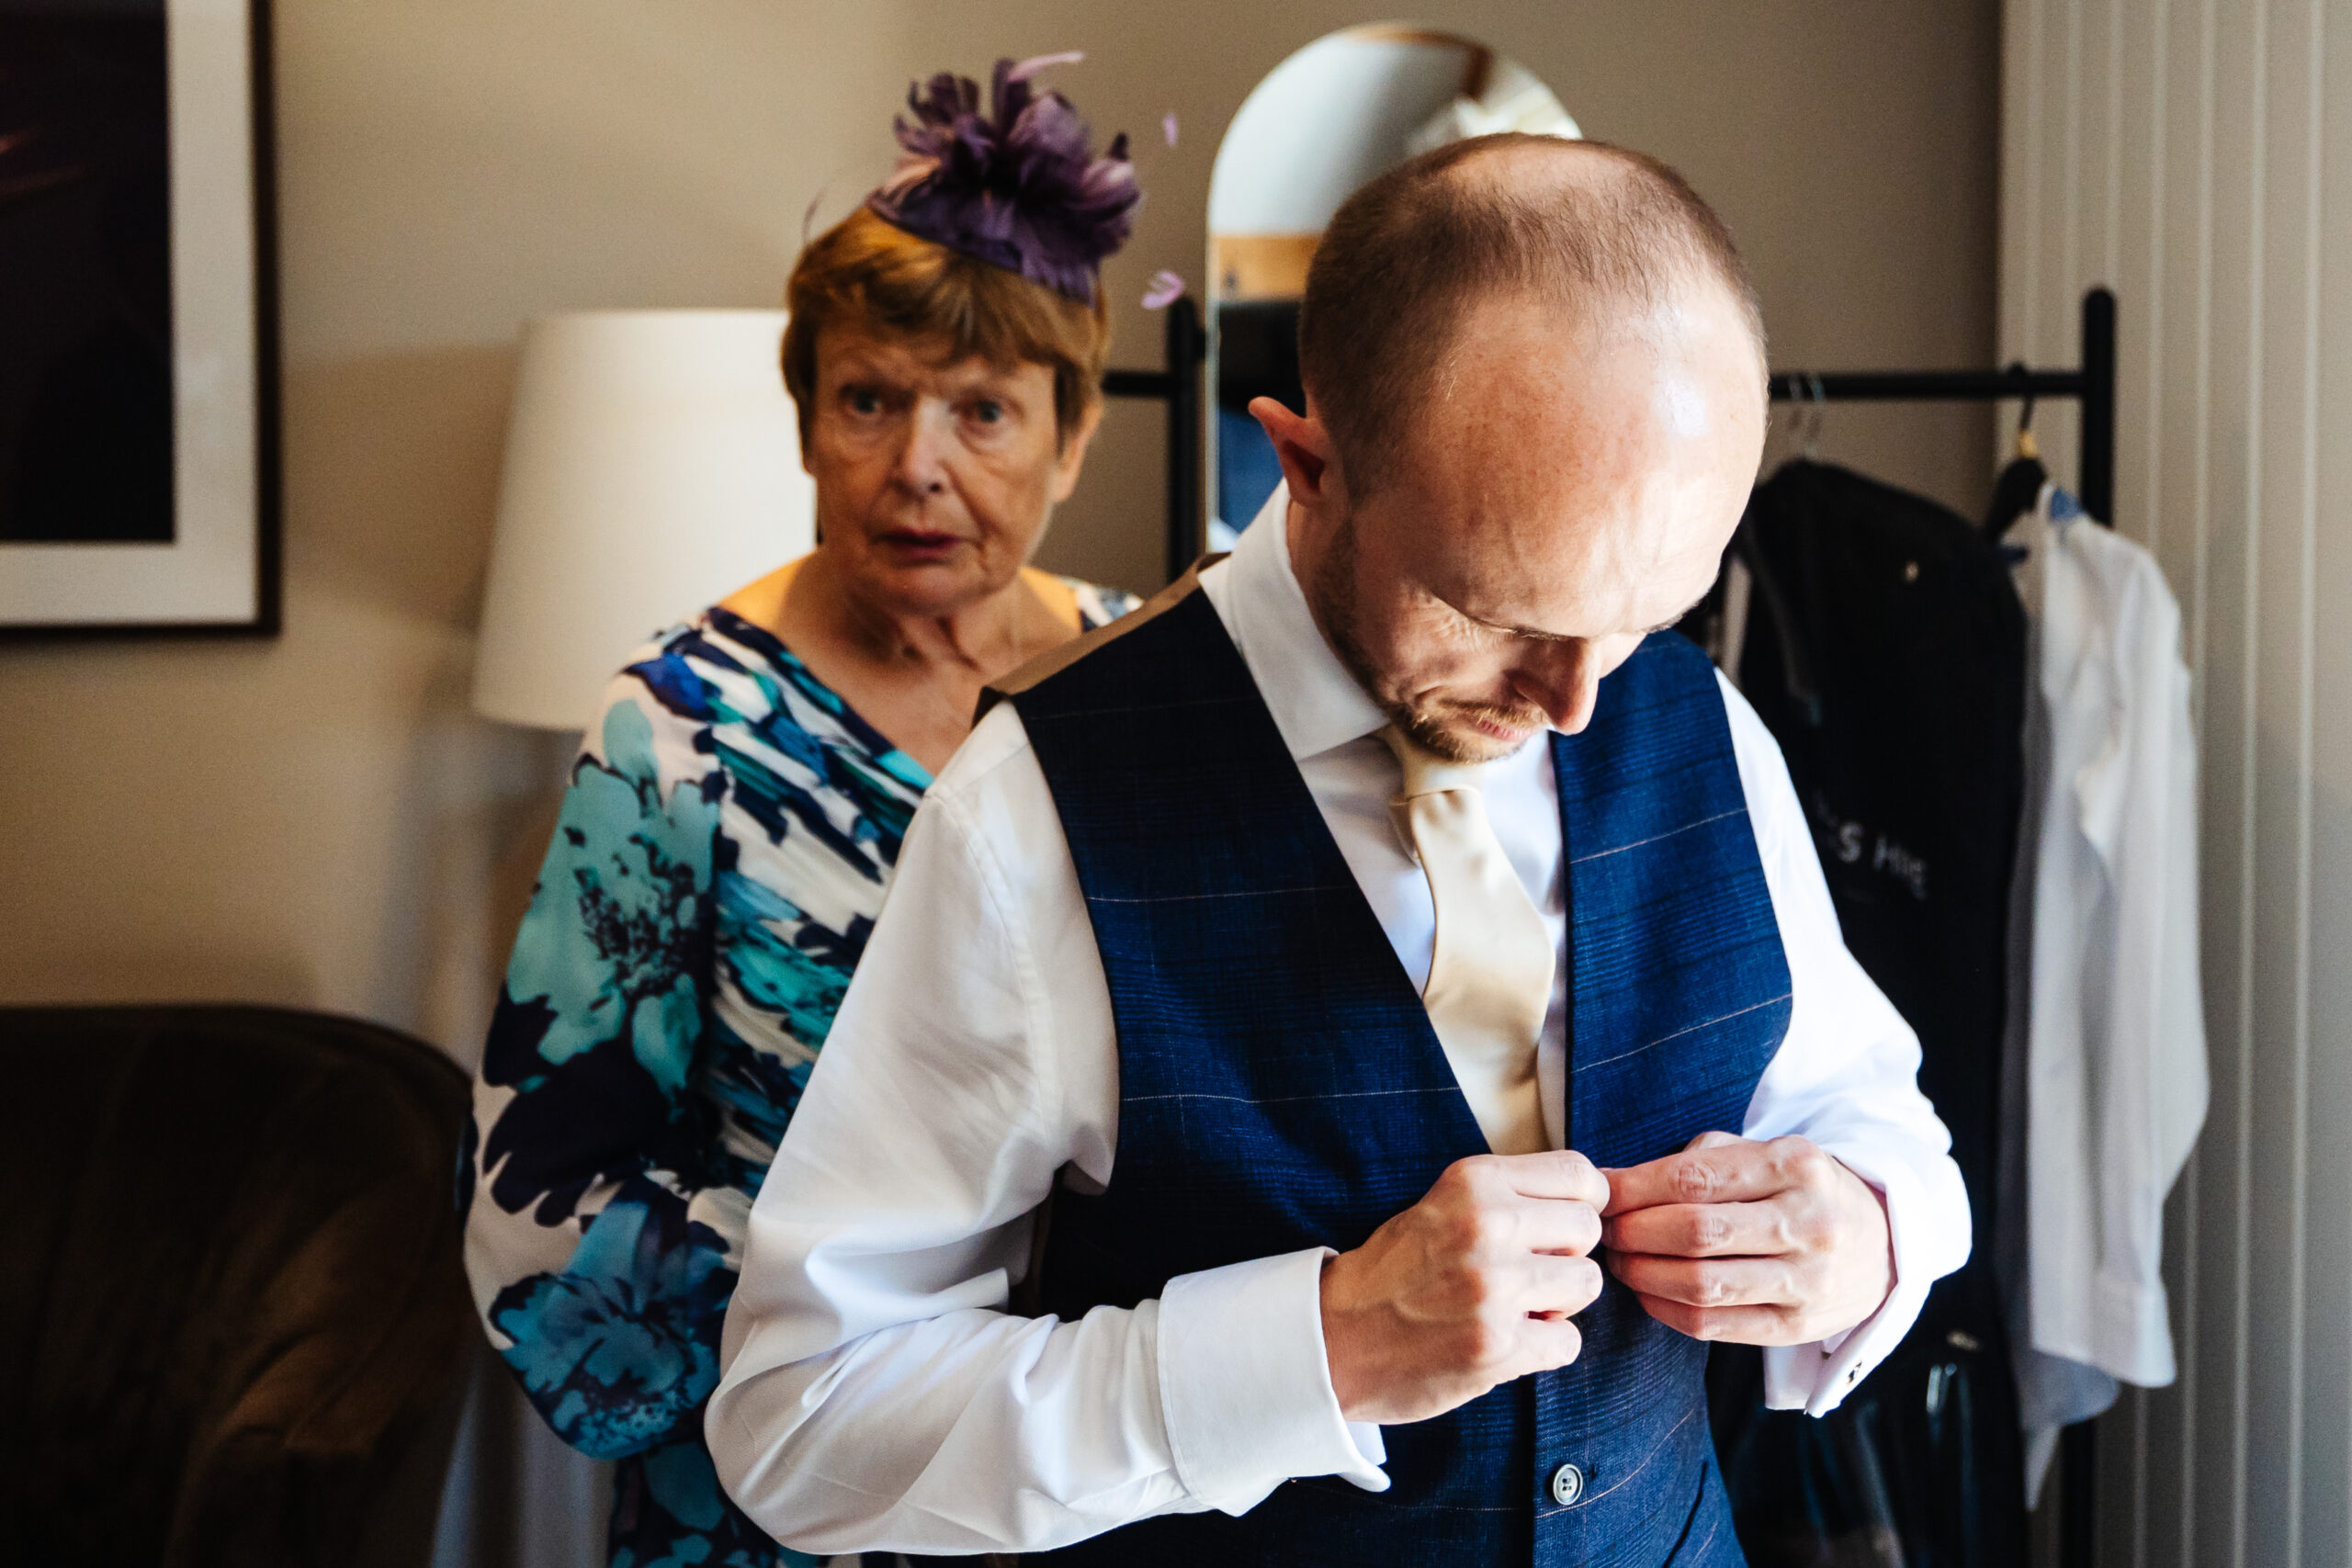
[{"left": 0, "top": 1005, "right": 475, "bottom": 1566}]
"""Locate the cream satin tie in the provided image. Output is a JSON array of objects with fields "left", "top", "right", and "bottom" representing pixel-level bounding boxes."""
[{"left": 1379, "top": 725, "right": 1555, "bottom": 1157}]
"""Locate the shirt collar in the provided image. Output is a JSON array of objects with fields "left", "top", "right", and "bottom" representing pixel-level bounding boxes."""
[{"left": 1208, "top": 481, "right": 1391, "bottom": 761}]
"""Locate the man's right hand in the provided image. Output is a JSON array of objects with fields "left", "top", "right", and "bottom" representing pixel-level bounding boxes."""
[{"left": 1317, "top": 1150, "right": 1610, "bottom": 1425}]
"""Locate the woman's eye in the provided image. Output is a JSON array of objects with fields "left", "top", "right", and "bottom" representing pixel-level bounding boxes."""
[
  {"left": 844, "top": 388, "right": 884, "bottom": 415},
  {"left": 969, "top": 400, "right": 1004, "bottom": 424}
]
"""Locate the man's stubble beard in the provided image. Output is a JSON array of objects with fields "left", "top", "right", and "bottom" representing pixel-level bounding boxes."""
[{"left": 1306, "top": 508, "right": 1547, "bottom": 766}]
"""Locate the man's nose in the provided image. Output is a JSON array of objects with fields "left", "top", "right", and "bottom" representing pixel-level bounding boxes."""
[
  {"left": 890, "top": 402, "right": 955, "bottom": 497},
  {"left": 1512, "top": 642, "right": 1604, "bottom": 735}
]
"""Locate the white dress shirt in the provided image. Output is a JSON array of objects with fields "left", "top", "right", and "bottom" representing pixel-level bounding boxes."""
[
  {"left": 707, "top": 486, "right": 1972, "bottom": 1558},
  {"left": 2001, "top": 485, "right": 2207, "bottom": 1501}
]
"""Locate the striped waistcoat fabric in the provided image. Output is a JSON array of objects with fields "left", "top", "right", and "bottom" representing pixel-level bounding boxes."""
[{"left": 1003, "top": 582, "right": 1792, "bottom": 1567}]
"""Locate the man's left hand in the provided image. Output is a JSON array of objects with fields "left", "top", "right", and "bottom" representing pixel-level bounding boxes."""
[{"left": 1600, "top": 1132, "right": 1893, "bottom": 1345}]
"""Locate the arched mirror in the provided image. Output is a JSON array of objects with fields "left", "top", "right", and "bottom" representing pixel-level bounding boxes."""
[{"left": 1206, "top": 25, "right": 1579, "bottom": 546}]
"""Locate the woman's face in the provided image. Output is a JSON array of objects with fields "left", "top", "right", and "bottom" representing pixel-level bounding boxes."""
[{"left": 804, "top": 321, "right": 1098, "bottom": 616}]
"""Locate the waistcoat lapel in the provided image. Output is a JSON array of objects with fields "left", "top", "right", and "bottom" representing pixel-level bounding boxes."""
[{"left": 1537, "top": 637, "right": 1795, "bottom": 1567}]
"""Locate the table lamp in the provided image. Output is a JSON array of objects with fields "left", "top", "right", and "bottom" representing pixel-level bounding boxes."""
[{"left": 470, "top": 310, "right": 816, "bottom": 729}]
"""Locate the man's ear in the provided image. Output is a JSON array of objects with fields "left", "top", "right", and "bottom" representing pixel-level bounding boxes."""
[{"left": 1249, "top": 396, "right": 1349, "bottom": 513}]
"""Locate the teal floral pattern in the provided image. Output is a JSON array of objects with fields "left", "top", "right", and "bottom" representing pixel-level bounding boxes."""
[{"left": 463, "top": 584, "right": 1135, "bottom": 1568}]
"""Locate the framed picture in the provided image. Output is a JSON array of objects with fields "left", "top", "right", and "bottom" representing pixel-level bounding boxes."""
[{"left": 0, "top": 0, "right": 279, "bottom": 637}]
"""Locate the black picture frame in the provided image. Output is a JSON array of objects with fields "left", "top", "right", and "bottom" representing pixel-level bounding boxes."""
[{"left": 0, "top": 0, "right": 281, "bottom": 638}]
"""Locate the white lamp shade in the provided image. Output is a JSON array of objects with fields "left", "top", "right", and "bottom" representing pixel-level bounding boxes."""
[{"left": 471, "top": 310, "right": 816, "bottom": 729}]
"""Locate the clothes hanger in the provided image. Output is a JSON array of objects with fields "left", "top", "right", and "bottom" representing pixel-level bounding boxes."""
[
  {"left": 1739, "top": 376, "right": 1826, "bottom": 724},
  {"left": 1794, "top": 373, "right": 1827, "bottom": 463},
  {"left": 1728, "top": 520, "right": 1823, "bottom": 728},
  {"left": 1770, "top": 373, "right": 1826, "bottom": 476},
  {"left": 1983, "top": 368, "right": 2048, "bottom": 537}
]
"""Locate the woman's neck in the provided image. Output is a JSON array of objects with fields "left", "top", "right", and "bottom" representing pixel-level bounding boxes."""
[
  {"left": 791, "top": 545, "right": 1045, "bottom": 681},
  {"left": 750, "top": 544, "right": 1071, "bottom": 773}
]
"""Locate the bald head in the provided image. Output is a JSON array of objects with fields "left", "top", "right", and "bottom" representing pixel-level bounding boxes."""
[
  {"left": 1256, "top": 135, "right": 1765, "bottom": 761},
  {"left": 1297, "top": 135, "right": 1764, "bottom": 496}
]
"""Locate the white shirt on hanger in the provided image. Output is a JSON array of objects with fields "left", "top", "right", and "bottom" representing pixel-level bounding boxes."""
[
  {"left": 705, "top": 484, "right": 1972, "bottom": 1558},
  {"left": 2003, "top": 484, "right": 2208, "bottom": 1500}
]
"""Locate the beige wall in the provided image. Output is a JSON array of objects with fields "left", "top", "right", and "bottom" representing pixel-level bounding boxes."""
[{"left": 0, "top": 0, "right": 1998, "bottom": 1066}]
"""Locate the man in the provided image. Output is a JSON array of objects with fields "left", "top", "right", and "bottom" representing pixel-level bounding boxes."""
[{"left": 707, "top": 135, "right": 1969, "bottom": 1565}]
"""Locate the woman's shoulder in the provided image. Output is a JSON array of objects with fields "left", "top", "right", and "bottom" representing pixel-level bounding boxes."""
[
  {"left": 612, "top": 608, "right": 812, "bottom": 733},
  {"left": 555, "top": 622, "right": 725, "bottom": 803},
  {"left": 629, "top": 604, "right": 918, "bottom": 796},
  {"left": 581, "top": 610, "right": 783, "bottom": 755}
]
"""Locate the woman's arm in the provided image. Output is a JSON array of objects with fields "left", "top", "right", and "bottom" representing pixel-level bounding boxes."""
[{"left": 460, "top": 667, "right": 739, "bottom": 1462}]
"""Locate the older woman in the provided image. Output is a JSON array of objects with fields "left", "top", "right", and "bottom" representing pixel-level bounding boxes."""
[{"left": 461, "top": 59, "right": 1143, "bottom": 1568}]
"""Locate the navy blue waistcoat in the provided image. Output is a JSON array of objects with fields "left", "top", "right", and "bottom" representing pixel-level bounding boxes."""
[{"left": 1004, "top": 584, "right": 1791, "bottom": 1567}]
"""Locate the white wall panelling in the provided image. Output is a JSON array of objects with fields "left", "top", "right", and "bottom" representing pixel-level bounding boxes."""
[{"left": 2002, "top": 1, "right": 2352, "bottom": 1563}]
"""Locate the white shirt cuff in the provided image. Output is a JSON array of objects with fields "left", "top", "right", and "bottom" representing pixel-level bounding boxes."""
[
  {"left": 1155, "top": 1247, "right": 1390, "bottom": 1513},
  {"left": 1761, "top": 1155, "right": 1951, "bottom": 1416}
]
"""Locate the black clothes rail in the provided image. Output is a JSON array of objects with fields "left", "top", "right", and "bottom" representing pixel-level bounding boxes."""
[
  {"left": 1101, "top": 296, "right": 1208, "bottom": 585},
  {"left": 1771, "top": 287, "right": 2118, "bottom": 525},
  {"left": 1770, "top": 286, "right": 2116, "bottom": 1568},
  {"left": 1113, "top": 289, "right": 2117, "bottom": 589}
]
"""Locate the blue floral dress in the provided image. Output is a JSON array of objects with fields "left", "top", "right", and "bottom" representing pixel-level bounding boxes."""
[{"left": 460, "top": 576, "right": 1136, "bottom": 1568}]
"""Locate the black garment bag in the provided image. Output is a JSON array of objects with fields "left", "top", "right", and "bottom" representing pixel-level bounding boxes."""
[{"left": 1698, "top": 458, "right": 2030, "bottom": 1568}]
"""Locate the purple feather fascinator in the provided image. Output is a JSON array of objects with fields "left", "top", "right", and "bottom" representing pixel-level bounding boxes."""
[{"left": 866, "top": 54, "right": 1140, "bottom": 305}]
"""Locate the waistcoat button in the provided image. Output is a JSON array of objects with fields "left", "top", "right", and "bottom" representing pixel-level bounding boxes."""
[{"left": 1550, "top": 1462, "right": 1585, "bottom": 1506}]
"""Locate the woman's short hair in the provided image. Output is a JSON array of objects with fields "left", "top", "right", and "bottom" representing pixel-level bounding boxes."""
[{"left": 782, "top": 208, "right": 1110, "bottom": 449}]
